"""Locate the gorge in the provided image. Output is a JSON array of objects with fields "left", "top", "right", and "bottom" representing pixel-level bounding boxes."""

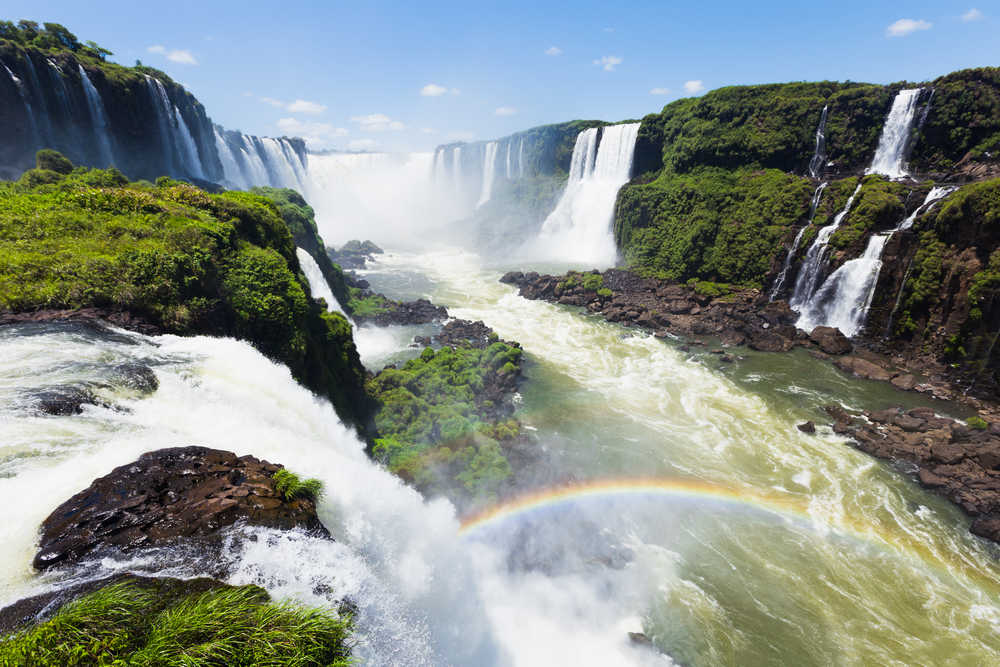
[{"left": 2, "top": 17, "right": 1000, "bottom": 667}]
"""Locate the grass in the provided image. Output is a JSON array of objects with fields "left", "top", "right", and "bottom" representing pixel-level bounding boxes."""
[
  {"left": 273, "top": 468, "right": 324, "bottom": 502},
  {"left": 0, "top": 580, "right": 353, "bottom": 666}
]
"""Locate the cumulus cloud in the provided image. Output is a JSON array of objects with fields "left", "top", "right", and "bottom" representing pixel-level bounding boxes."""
[
  {"left": 649, "top": 87, "right": 671, "bottom": 95},
  {"left": 147, "top": 45, "right": 198, "bottom": 65},
  {"left": 593, "top": 55, "right": 623, "bottom": 71},
  {"left": 421, "top": 83, "right": 448, "bottom": 97},
  {"left": 683, "top": 80, "right": 705, "bottom": 94},
  {"left": 886, "top": 18, "right": 932, "bottom": 37},
  {"left": 962, "top": 8, "right": 983, "bottom": 21},
  {"left": 260, "top": 97, "right": 285, "bottom": 108},
  {"left": 286, "top": 99, "right": 327, "bottom": 114},
  {"left": 348, "top": 139, "right": 377, "bottom": 151},
  {"left": 545, "top": 46, "right": 562, "bottom": 56},
  {"left": 351, "top": 113, "right": 405, "bottom": 132},
  {"left": 276, "top": 117, "right": 348, "bottom": 147},
  {"left": 495, "top": 106, "right": 517, "bottom": 116}
]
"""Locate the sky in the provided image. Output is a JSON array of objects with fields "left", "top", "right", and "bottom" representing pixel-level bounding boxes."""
[{"left": 5, "top": 1, "right": 997, "bottom": 152}]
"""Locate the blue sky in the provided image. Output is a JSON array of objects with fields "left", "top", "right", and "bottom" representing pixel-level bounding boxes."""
[{"left": 6, "top": 1, "right": 997, "bottom": 151}]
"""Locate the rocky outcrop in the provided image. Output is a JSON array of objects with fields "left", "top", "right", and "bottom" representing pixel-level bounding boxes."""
[
  {"left": 824, "top": 404, "right": 1000, "bottom": 544},
  {"left": 327, "top": 239, "right": 384, "bottom": 270},
  {"left": 34, "top": 446, "right": 327, "bottom": 570},
  {"left": 809, "top": 326, "right": 852, "bottom": 355},
  {"left": 357, "top": 298, "right": 449, "bottom": 327}
]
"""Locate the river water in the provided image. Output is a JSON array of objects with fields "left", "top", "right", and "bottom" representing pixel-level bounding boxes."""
[{"left": 2, "top": 246, "right": 999, "bottom": 665}]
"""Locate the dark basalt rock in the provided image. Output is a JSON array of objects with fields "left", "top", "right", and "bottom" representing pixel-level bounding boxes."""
[
  {"left": 33, "top": 446, "right": 327, "bottom": 570},
  {"left": 808, "top": 326, "right": 853, "bottom": 355},
  {"left": 110, "top": 363, "right": 159, "bottom": 393},
  {"left": 797, "top": 421, "right": 816, "bottom": 434},
  {"left": 355, "top": 298, "right": 449, "bottom": 327},
  {"left": 433, "top": 319, "right": 498, "bottom": 349},
  {"left": 30, "top": 385, "right": 101, "bottom": 415}
]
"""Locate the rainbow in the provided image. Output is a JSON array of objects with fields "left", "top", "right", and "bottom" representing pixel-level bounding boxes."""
[{"left": 458, "top": 477, "right": 1000, "bottom": 593}]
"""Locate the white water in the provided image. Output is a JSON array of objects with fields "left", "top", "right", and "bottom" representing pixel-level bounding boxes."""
[
  {"left": 259, "top": 137, "right": 304, "bottom": 190},
  {"left": 239, "top": 136, "right": 271, "bottom": 186},
  {"left": 78, "top": 66, "right": 115, "bottom": 168},
  {"left": 867, "top": 89, "right": 922, "bottom": 180},
  {"left": 452, "top": 146, "right": 463, "bottom": 196},
  {"left": 518, "top": 138, "right": 525, "bottom": 177},
  {"left": 770, "top": 183, "right": 827, "bottom": 301},
  {"left": 477, "top": 142, "right": 499, "bottom": 208},
  {"left": 213, "top": 127, "right": 247, "bottom": 189},
  {"left": 0, "top": 326, "right": 661, "bottom": 666},
  {"left": 797, "top": 186, "right": 958, "bottom": 336},
  {"left": 789, "top": 183, "right": 862, "bottom": 311},
  {"left": 505, "top": 140, "right": 513, "bottom": 180},
  {"left": 295, "top": 247, "right": 349, "bottom": 318},
  {"left": 807, "top": 106, "right": 828, "bottom": 179},
  {"left": 527, "top": 123, "right": 640, "bottom": 267},
  {"left": 144, "top": 76, "right": 178, "bottom": 175},
  {"left": 4, "top": 62, "right": 39, "bottom": 145},
  {"left": 173, "top": 106, "right": 205, "bottom": 180}
]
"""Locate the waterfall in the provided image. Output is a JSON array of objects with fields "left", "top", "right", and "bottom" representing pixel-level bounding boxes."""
[
  {"left": 144, "top": 76, "right": 178, "bottom": 176},
  {"left": 517, "top": 138, "right": 524, "bottom": 177},
  {"left": 240, "top": 136, "right": 271, "bottom": 185},
  {"left": 78, "top": 66, "right": 115, "bottom": 167},
  {"left": 795, "top": 186, "right": 957, "bottom": 336},
  {"left": 529, "top": 123, "right": 640, "bottom": 267},
  {"left": 476, "top": 141, "right": 499, "bottom": 208},
  {"left": 452, "top": 146, "right": 463, "bottom": 195},
  {"left": 21, "top": 55, "right": 53, "bottom": 145},
  {"left": 866, "top": 89, "right": 923, "bottom": 180},
  {"left": 173, "top": 106, "right": 205, "bottom": 179},
  {"left": 770, "top": 183, "right": 828, "bottom": 301},
  {"left": 504, "top": 141, "right": 512, "bottom": 179},
  {"left": 4, "top": 62, "right": 40, "bottom": 146},
  {"left": 213, "top": 127, "right": 246, "bottom": 189},
  {"left": 295, "top": 247, "right": 350, "bottom": 319},
  {"left": 789, "top": 183, "right": 863, "bottom": 309},
  {"left": 46, "top": 59, "right": 82, "bottom": 156},
  {"left": 807, "top": 106, "right": 828, "bottom": 179}
]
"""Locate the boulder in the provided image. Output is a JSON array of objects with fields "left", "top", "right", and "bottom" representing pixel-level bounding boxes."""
[
  {"left": 834, "top": 356, "right": 892, "bottom": 382},
  {"left": 33, "top": 446, "right": 327, "bottom": 570},
  {"left": 797, "top": 421, "right": 816, "bottom": 434},
  {"left": 890, "top": 374, "right": 918, "bottom": 391},
  {"left": 809, "top": 326, "right": 852, "bottom": 355}
]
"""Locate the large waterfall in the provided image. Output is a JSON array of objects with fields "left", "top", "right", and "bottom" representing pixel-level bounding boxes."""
[
  {"left": 78, "top": 66, "right": 115, "bottom": 167},
  {"left": 526, "top": 123, "right": 640, "bottom": 267},
  {"left": 770, "top": 183, "right": 828, "bottom": 301},
  {"left": 866, "top": 89, "right": 923, "bottom": 180},
  {"left": 477, "top": 141, "right": 499, "bottom": 208},
  {"left": 807, "top": 106, "right": 828, "bottom": 179},
  {"left": 795, "top": 186, "right": 957, "bottom": 336}
]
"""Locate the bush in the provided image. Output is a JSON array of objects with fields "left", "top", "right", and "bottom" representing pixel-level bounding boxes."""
[
  {"left": 35, "top": 149, "right": 74, "bottom": 174},
  {"left": 273, "top": 468, "right": 324, "bottom": 502},
  {"left": 968, "top": 416, "right": 989, "bottom": 430}
]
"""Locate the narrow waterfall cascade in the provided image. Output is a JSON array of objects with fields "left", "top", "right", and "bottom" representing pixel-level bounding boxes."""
[
  {"left": 213, "top": 127, "right": 247, "bottom": 189},
  {"left": 4, "top": 62, "right": 39, "bottom": 144},
  {"left": 528, "top": 123, "right": 640, "bottom": 267},
  {"left": 517, "top": 138, "right": 525, "bottom": 177},
  {"left": 239, "top": 136, "right": 271, "bottom": 185},
  {"left": 505, "top": 141, "right": 513, "bottom": 179},
  {"left": 807, "top": 106, "right": 828, "bottom": 179},
  {"left": 452, "top": 145, "right": 463, "bottom": 195},
  {"left": 259, "top": 137, "right": 305, "bottom": 191},
  {"left": 78, "top": 66, "right": 115, "bottom": 167},
  {"left": 173, "top": 106, "right": 205, "bottom": 179},
  {"left": 796, "top": 186, "right": 959, "bottom": 336},
  {"left": 295, "top": 247, "right": 350, "bottom": 318},
  {"left": 770, "top": 183, "right": 828, "bottom": 301},
  {"left": 477, "top": 141, "right": 499, "bottom": 208},
  {"left": 789, "top": 183, "right": 863, "bottom": 309},
  {"left": 144, "top": 76, "right": 178, "bottom": 175},
  {"left": 866, "top": 89, "right": 923, "bottom": 180},
  {"left": 45, "top": 59, "right": 81, "bottom": 153}
]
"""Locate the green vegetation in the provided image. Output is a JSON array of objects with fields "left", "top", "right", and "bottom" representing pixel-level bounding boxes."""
[
  {"left": 368, "top": 341, "right": 523, "bottom": 503},
  {"left": 558, "top": 271, "right": 604, "bottom": 293},
  {"left": 688, "top": 279, "right": 734, "bottom": 299},
  {"left": 346, "top": 286, "right": 393, "bottom": 318},
  {"left": 0, "top": 152, "right": 370, "bottom": 426},
  {"left": 0, "top": 579, "right": 352, "bottom": 666},
  {"left": 614, "top": 167, "right": 813, "bottom": 286},
  {"left": 913, "top": 68, "right": 1000, "bottom": 171},
  {"left": 250, "top": 187, "right": 352, "bottom": 313},
  {"left": 273, "top": 468, "right": 324, "bottom": 502},
  {"left": 827, "top": 176, "right": 906, "bottom": 250},
  {"left": 968, "top": 416, "right": 990, "bottom": 430}
]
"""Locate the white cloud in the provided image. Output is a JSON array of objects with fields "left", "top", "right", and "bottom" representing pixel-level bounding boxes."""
[
  {"left": 287, "top": 99, "right": 327, "bottom": 114},
  {"left": 593, "top": 55, "right": 623, "bottom": 71},
  {"left": 348, "top": 139, "right": 376, "bottom": 151},
  {"left": 962, "top": 8, "right": 983, "bottom": 22},
  {"left": 544, "top": 46, "right": 562, "bottom": 56},
  {"left": 146, "top": 44, "right": 198, "bottom": 65},
  {"left": 421, "top": 83, "right": 448, "bottom": 97},
  {"left": 276, "top": 117, "right": 348, "bottom": 147},
  {"left": 260, "top": 96, "right": 285, "bottom": 108},
  {"left": 650, "top": 87, "right": 671, "bottom": 95},
  {"left": 495, "top": 106, "right": 517, "bottom": 116},
  {"left": 351, "top": 113, "right": 405, "bottom": 132},
  {"left": 683, "top": 80, "right": 705, "bottom": 94},
  {"left": 886, "top": 18, "right": 932, "bottom": 37}
]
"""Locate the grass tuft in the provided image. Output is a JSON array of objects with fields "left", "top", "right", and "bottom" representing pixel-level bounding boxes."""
[{"left": 273, "top": 468, "right": 325, "bottom": 502}]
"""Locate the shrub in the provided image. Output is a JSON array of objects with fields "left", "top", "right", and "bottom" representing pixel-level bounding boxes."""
[
  {"left": 968, "top": 416, "right": 989, "bottom": 430},
  {"left": 35, "top": 149, "right": 74, "bottom": 174},
  {"left": 273, "top": 468, "right": 324, "bottom": 502}
]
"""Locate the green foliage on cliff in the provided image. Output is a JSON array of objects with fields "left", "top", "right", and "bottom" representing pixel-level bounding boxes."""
[
  {"left": 273, "top": 468, "right": 324, "bottom": 502},
  {"left": 615, "top": 167, "right": 813, "bottom": 286},
  {"left": 368, "top": 342, "right": 522, "bottom": 502},
  {"left": 0, "top": 153, "right": 370, "bottom": 426},
  {"left": 0, "top": 579, "right": 353, "bottom": 666},
  {"left": 827, "top": 176, "right": 907, "bottom": 250},
  {"left": 913, "top": 68, "right": 1000, "bottom": 171},
  {"left": 250, "top": 186, "right": 352, "bottom": 313}
]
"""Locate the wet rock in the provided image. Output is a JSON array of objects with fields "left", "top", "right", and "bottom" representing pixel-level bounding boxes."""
[
  {"left": 809, "top": 326, "right": 852, "bottom": 355},
  {"left": 628, "top": 632, "right": 654, "bottom": 647},
  {"left": 970, "top": 515, "right": 1000, "bottom": 542},
  {"left": 31, "top": 386, "right": 100, "bottom": 415},
  {"left": 358, "top": 298, "right": 448, "bottom": 327},
  {"left": 33, "top": 446, "right": 327, "bottom": 570},
  {"left": 890, "top": 374, "right": 918, "bottom": 391},
  {"left": 918, "top": 468, "right": 948, "bottom": 487},
  {"left": 748, "top": 331, "right": 794, "bottom": 353},
  {"left": 110, "top": 363, "right": 159, "bottom": 393},
  {"left": 894, "top": 415, "right": 926, "bottom": 432},
  {"left": 433, "top": 319, "right": 501, "bottom": 349},
  {"left": 797, "top": 421, "right": 816, "bottom": 434},
  {"left": 834, "top": 356, "right": 892, "bottom": 382},
  {"left": 930, "top": 443, "right": 967, "bottom": 464},
  {"left": 870, "top": 408, "right": 901, "bottom": 424}
]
